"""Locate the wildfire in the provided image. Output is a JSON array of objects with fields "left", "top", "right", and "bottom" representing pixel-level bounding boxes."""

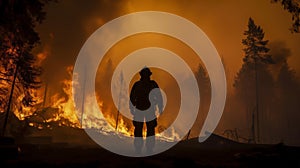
[
  {"left": 49, "top": 66, "right": 80, "bottom": 125},
  {"left": 16, "top": 65, "right": 180, "bottom": 142},
  {"left": 13, "top": 37, "right": 52, "bottom": 120}
]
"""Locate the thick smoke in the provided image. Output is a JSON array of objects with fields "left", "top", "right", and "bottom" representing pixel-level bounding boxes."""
[
  {"left": 269, "top": 41, "right": 291, "bottom": 64},
  {"left": 36, "top": 0, "right": 127, "bottom": 95}
]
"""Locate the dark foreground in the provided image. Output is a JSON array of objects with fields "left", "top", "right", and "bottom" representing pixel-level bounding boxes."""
[{"left": 1, "top": 136, "right": 300, "bottom": 167}]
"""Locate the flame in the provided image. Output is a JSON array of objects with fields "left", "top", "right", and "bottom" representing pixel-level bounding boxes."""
[
  {"left": 104, "top": 114, "right": 133, "bottom": 137},
  {"left": 46, "top": 66, "right": 80, "bottom": 126},
  {"left": 14, "top": 88, "right": 44, "bottom": 120},
  {"left": 36, "top": 33, "right": 53, "bottom": 66},
  {"left": 12, "top": 40, "right": 51, "bottom": 120},
  {"left": 36, "top": 52, "right": 47, "bottom": 65},
  {"left": 81, "top": 91, "right": 134, "bottom": 137},
  {"left": 13, "top": 65, "right": 180, "bottom": 142},
  {"left": 6, "top": 41, "right": 181, "bottom": 141},
  {"left": 157, "top": 127, "right": 180, "bottom": 142}
]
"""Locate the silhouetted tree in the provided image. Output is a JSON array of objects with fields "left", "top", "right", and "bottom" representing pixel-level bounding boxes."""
[
  {"left": 276, "top": 61, "right": 300, "bottom": 144},
  {"left": 188, "top": 64, "right": 210, "bottom": 139},
  {"left": 0, "top": 0, "right": 51, "bottom": 136},
  {"left": 96, "top": 58, "right": 114, "bottom": 114},
  {"left": 271, "top": 0, "right": 300, "bottom": 33},
  {"left": 195, "top": 64, "right": 210, "bottom": 113},
  {"left": 234, "top": 18, "right": 274, "bottom": 143}
]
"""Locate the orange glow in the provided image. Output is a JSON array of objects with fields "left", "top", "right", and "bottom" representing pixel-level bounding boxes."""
[{"left": 15, "top": 65, "right": 180, "bottom": 141}]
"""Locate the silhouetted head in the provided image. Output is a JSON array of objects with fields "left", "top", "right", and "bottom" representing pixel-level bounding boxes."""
[{"left": 139, "top": 67, "right": 152, "bottom": 80}]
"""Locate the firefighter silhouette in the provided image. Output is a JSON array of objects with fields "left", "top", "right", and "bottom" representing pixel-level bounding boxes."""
[{"left": 130, "top": 67, "right": 163, "bottom": 154}]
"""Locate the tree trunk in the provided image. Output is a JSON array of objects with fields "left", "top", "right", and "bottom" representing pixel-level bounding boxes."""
[
  {"left": 254, "top": 59, "right": 260, "bottom": 143},
  {"left": 1, "top": 64, "right": 18, "bottom": 137},
  {"left": 115, "top": 72, "right": 124, "bottom": 131},
  {"left": 80, "top": 66, "right": 86, "bottom": 128}
]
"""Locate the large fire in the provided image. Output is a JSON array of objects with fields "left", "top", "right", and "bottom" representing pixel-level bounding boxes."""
[{"left": 15, "top": 65, "right": 180, "bottom": 142}]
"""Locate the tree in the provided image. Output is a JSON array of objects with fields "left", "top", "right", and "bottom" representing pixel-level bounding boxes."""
[
  {"left": 195, "top": 64, "right": 210, "bottom": 116},
  {"left": 187, "top": 64, "right": 210, "bottom": 139},
  {"left": 0, "top": 0, "right": 51, "bottom": 136},
  {"left": 234, "top": 18, "right": 274, "bottom": 143},
  {"left": 271, "top": 0, "right": 300, "bottom": 33},
  {"left": 276, "top": 61, "right": 300, "bottom": 144},
  {"left": 96, "top": 58, "right": 114, "bottom": 117}
]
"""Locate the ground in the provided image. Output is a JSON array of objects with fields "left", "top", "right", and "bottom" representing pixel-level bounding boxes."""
[{"left": 1, "top": 133, "right": 300, "bottom": 167}]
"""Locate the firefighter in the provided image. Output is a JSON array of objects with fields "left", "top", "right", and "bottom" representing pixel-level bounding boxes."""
[{"left": 130, "top": 67, "right": 163, "bottom": 154}]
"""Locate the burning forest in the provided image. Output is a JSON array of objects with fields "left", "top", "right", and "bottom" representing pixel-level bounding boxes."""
[
  {"left": 1, "top": 63, "right": 181, "bottom": 143},
  {"left": 1, "top": 0, "right": 300, "bottom": 167}
]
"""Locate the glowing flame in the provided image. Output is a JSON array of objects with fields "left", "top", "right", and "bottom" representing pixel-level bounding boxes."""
[
  {"left": 50, "top": 66, "right": 80, "bottom": 125},
  {"left": 14, "top": 88, "right": 44, "bottom": 119},
  {"left": 6, "top": 37, "right": 181, "bottom": 141},
  {"left": 14, "top": 64, "right": 180, "bottom": 142},
  {"left": 13, "top": 40, "right": 51, "bottom": 120}
]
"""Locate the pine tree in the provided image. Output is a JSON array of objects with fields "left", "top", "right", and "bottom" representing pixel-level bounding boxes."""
[
  {"left": 234, "top": 18, "right": 274, "bottom": 143},
  {"left": 0, "top": 0, "right": 51, "bottom": 136},
  {"left": 271, "top": 0, "right": 300, "bottom": 33},
  {"left": 188, "top": 64, "right": 210, "bottom": 139},
  {"left": 241, "top": 18, "right": 273, "bottom": 64},
  {"left": 277, "top": 61, "right": 300, "bottom": 144}
]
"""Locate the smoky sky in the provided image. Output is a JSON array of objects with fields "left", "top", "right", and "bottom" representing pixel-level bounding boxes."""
[
  {"left": 269, "top": 41, "right": 292, "bottom": 64},
  {"left": 36, "top": 0, "right": 127, "bottom": 92},
  {"left": 36, "top": 0, "right": 300, "bottom": 94}
]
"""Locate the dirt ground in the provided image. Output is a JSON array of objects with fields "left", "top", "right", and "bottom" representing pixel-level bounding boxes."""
[{"left": 1, "top": 137, "right": 300, "bottom": 167}]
